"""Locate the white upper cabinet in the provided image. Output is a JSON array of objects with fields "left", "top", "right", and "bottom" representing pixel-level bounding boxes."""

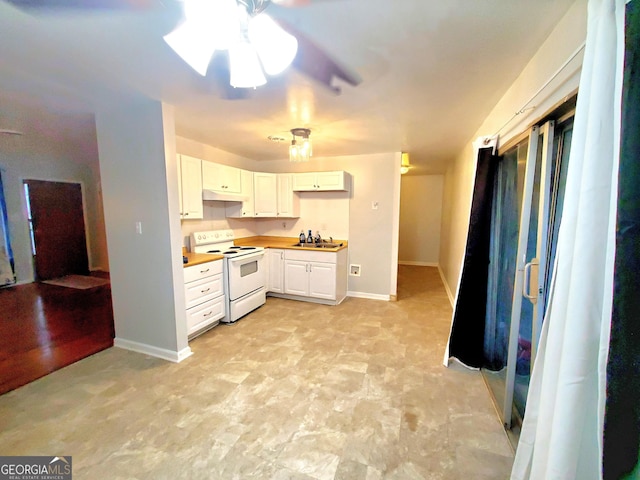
[
  {"left": 277, "top": 174, "right": 300, "bottom": 218},
  {"left": 202, "top": 161, "right": 242, "bottom": 193},
  {"left": 178, "top": 154, "right": 203, "bottom": 220},
  {"left": 292, "top": 171, "right": 350, "bottom": 192},
  {"left": 253, "top": 172, "right": 278, "bottom": 217},
  {"left": 225, "top": 169, "right": 255, "bottom": 218}
]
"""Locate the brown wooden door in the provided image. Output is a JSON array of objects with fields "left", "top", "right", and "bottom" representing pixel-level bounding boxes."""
[{"left": 25, "top": 180, "right": 89, "bottom": 280}]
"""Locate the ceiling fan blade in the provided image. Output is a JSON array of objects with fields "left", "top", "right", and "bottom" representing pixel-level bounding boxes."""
[
  {"left": 276, "top": 20, "right": 361, "bottom": 94},
  {"left": 3, "top": 0, "right": 166, "bottom": 11}
]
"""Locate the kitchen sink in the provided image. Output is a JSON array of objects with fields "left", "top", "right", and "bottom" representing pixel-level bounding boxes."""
[{"left": 291, "top": 243, "right": 342, "bottom": 248}]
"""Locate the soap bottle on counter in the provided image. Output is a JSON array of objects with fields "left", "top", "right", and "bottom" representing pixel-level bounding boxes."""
[
  {"left": 307, "top": 229, "right": 313, "bottom": 243},
  {"left": 299, "top": 230, "right": 306, "bottom": 243}
]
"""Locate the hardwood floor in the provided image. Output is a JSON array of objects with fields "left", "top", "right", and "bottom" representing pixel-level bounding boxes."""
[{"left": 0, "top": 279, "right": 114, "bottom": 395}]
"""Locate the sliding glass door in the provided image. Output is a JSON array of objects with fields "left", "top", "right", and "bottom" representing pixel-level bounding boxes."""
[{"left": 483, "top": 114, "right": 574, "bottom": 435}]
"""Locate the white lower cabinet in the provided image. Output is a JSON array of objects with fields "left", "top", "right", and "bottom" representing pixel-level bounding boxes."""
[
  {"left": 273, "top": 248, "right": 347, "bottom": 304},
  {"left": 284, "top": 260, "right": 336, "bottom": 300},
  {"left": 267, "top": 249, "right": 285, "bottom": 294},
  {"left": 184, "top": 260, "right": 225, "bottom": 338}
]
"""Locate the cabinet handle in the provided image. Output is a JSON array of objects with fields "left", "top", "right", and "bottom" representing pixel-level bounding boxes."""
[
  {"left": 201, "top": 288, "right": 210, "bottom": 293},
  {"left": 200, "top": 268, "right": 210, "bottom": 273},
  {"left": 203, "top": 311, "right": 213, "bottom": 317},
  {"left": 184, "top": 212, "right": 189, "bottom": 216}
]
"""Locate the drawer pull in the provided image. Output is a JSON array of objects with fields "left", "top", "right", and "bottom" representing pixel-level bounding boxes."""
[
  {"left": 201, "top": 288, "right": 211, "bottom": 293},
  {"left": 203, "top": 311, "right": 213, "bottom": 317},
  {"left": 200, "top": 268, "right": 210, "bottom": 274}
]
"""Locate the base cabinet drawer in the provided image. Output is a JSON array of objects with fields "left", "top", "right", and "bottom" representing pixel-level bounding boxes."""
[
  {"left": 184, "top": 260, "right": 223, "bottom": 283},
  {"left": 185, "top": 273, "right": 223, "bottom": 309},
  {"left": 186, "top": 297, "right": 225, "bottom": 336}
]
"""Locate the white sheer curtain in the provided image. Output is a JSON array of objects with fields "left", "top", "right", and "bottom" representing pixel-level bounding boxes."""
[{"left": 510, "top": 0, "right": 626, "bottom": 478}]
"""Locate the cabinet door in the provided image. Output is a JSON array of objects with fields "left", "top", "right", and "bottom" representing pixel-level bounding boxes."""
[
  {"left": 224, "top": 165, "right": 242, "bottom": 193},
  {"left": 316, "top": 171, "right": 346, "bottom": 191},
  {"left": 267, "top": 249, "right": 284, "bottom": 293},
  {"left": 292, "top": 173, "right": 317, "bottom": 191},
  {"left": 177, "top": 155, "right": 184, "bottom": 217},
  {"left": 284, "top": 260, "right": 309, "bottom": 296},
  {"left": 202, "top": 161, "right": 224, "bottom": 192},
  {"left": 309, "top": 262, "right": 337, "bottom": 300},
  {"left": 202, "top": 162, "right": 242, "bottom": 193},
  {"left": 277, "top": 174, "right": 299, "bottom": 217},
  {"left": 181, "top": 155, "right": 203, "bottom": 219},
  {"left": 253, "top": 172, "right": 278, "bottom": 217},
  {"left": 226, "top": 169, "right": 255, "bottom": 218}
]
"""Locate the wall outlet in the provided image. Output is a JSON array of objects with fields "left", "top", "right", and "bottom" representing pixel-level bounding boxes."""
[{"left": 350, "top": 264, "right": 361, "bottom": 276}]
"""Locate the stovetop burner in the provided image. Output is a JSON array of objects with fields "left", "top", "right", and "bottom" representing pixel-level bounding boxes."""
[{"left": 207, "top": 249, "right": 222, "bottom": 254}]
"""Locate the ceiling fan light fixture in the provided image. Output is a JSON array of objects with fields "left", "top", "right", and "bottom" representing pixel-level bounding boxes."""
[
  {"left": 229, "top": 41, "right": 267, "bottom": 88},
  {"left": 289, "top": 128, "right": 312, "bottom": 162},
  {"left": 163, "top": 22, "right": 217, "bottom": 76},
  {"left": 249, "top": 14, "right": 298, "bottom": 76}
]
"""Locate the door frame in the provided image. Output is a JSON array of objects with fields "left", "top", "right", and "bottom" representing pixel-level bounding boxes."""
[{"left": 21, "top": 176, "right": 93, "bottom": 281}]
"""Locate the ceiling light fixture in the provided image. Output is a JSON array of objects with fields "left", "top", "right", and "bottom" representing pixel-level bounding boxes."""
[
  {"left": 163, "top": 0, "right": 298, "bottom": 89},
  {"left": 400, "top": 152, "right": 411, "bottom": 174},
  {"left": 289, "top": 128, "right": 312, "bottom": 162}
]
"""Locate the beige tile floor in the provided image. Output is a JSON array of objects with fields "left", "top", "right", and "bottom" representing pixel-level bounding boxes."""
[{"left": 0, "top": 266, "right": 514, "bottom": 479}]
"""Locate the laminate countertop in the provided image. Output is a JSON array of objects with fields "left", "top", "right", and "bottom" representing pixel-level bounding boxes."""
[
  {"left": 234, "top": 236, "right": 348, "bottom": 252},
  {"left": 182, "top": 252, "right": 224, "bottom": 268}
]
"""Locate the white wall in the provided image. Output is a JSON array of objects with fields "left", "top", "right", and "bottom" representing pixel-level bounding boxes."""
[
  {"left": 259, "top": 153, "right": 400, "bottom": 299},
  {"left": 0, "top": 101, "right": 108, "bottom": 283},
  {"left": 399, "top": 175, "right": 443, "bottom": 266},
  {"left": 439, "top": 0, "right": 588, "bottom": 299},
  {"left": 96, "top": 99, "right": 189, "bottom": 361}
]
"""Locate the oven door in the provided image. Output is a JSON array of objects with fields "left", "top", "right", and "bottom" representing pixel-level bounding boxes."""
[{"left": 227, "top": 251, "right": 265, "bottom": 300}]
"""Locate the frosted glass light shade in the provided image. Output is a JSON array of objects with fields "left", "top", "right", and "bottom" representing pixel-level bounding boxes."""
[
  {"left": 163, "top": 0, "right": 240, "bottom": 75},
  {"left": 249, "top": 14, "right": 298, "bottom": 75},
  {"left": 163, "top": 22, "right": 217, "bottom": 76},
  {"left": 400, "top": 152, "right": 411, "bottom": 174},
  {"left": 289, "top": 141, "right": 311, "bottom": 162},
  {"left": 229, "top": 42, "right": 267, "bottom": 88}
]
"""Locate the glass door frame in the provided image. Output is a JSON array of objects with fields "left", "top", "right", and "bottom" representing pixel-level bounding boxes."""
[{"left": 502, "top": 120, "right": 555, "bottom": 428}]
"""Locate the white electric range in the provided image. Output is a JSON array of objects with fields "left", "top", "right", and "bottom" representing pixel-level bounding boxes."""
[{"left": 191, "top": 229, "right": 265, "bottom": 323}]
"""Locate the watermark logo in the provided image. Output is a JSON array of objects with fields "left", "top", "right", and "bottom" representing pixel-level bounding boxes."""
[{"left": 0, "top": 456, "right": 72, "bottom": 480}]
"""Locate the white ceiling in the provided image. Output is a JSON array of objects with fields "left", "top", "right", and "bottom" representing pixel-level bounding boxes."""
[{"left": 0, "top": 0, "right": 576, "bottom": 174}]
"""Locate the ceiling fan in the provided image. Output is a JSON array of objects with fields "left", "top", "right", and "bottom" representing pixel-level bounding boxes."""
[{"left": 3, "top": 0, "right": 361, "bottom": 98}]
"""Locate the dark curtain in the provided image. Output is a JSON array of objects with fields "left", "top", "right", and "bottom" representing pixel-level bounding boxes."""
[
  {"left": 603, "top": 2, "right": 640, "bottom": 479},
  {"left": 449, "top": 147, "right": 500, "bottom": 368}
]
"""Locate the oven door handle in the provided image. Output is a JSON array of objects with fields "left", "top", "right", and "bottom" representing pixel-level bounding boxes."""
[{"left": 227, "top": 250, "right": 265, "bottom": 265}]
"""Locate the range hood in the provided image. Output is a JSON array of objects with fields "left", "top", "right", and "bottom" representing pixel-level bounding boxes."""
[{"left": 202, "top": 189, "right": 248, "bottom": 202}]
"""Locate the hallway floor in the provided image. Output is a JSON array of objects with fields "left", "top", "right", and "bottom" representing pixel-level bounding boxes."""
[
  {"left": 0, "top": 278, "right": 114, "bottom": 395},
  {"left": 0, "top": 266, "right": 513, "bottom": 479}
]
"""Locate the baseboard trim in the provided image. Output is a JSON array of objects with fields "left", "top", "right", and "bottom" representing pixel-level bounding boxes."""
[
  {"left": 437, "top": 265, "right": 455, "bottom": 308},
  {"left": 347, "top": 291, "right": 390, "bottom": 301},
  {"left": 114, "top": 338, "right": 193, "bottom": 363},
  {"left": 398, "top": 261, "right": 439, "bottom": 267}
]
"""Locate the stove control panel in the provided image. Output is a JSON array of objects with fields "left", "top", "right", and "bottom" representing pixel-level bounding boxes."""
[{"left": 192, "top": 229, "right": 235, "bottom": 246}]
